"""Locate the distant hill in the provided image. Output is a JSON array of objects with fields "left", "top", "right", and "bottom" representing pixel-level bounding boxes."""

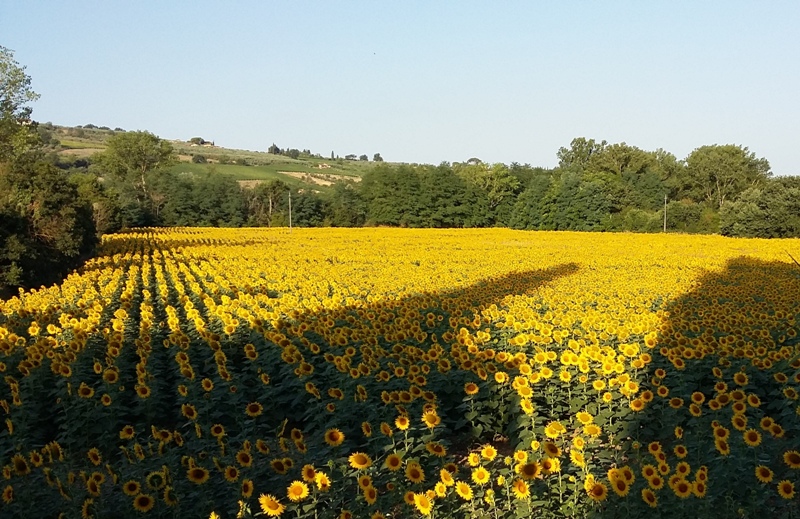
[{"left": 48, "top": 123, "right": 385, "bottom": 191}]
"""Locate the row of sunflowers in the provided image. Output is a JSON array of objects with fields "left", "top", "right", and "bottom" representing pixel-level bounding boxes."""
[{"left": 0, "top": 227, "right": 798, "bottom": 518}]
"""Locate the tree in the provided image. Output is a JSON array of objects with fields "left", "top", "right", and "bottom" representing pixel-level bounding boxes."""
[
  {"left": 373, "top": 153, "right": 383, "bottom": 162},
  {"left": 684, "top": 144, "right": 771, "bottom": 209},
  {"left": 247, "top": 179, "right": 290, "bottom": 226},
  {"left": 189, "top": 137, "right": 206, "bottom": 145},
  {"left": 93, "top": 131, "right": 175, "bottom": 225},
  {"left": 556, "top": 137, "right": 607, "bottom": 170},
  {"left": 268, "top": 143, "right": 281, "bottom": 155},
  {"left": 326, "top": 182, "right": 366, "bottom": 227},
  {"left": 0, "top": 46, "right": 40, "bottom": 163},
  {"left": 191, "top": 154, "right": 207, "bottom": 164},
  {"left": 720, "top": 177, "right": 800, "bottom": 238},
  {"left": 1, "top": 47, "right": 96, "bottom": 292},
  {"left": 453, "top": 162, "right": 520, "bottom": 225},
  {"left": 291, "top": 191, "right": 328, "bottom": 227},
  {"left": 359, "top": 154, "right": 368, "bottom": 161},
  {"left": 416, "top": 164, "right": 473, "bottom": 227},
  {"left": 287, "top": 148, "right": 300, "bottom": 159}
]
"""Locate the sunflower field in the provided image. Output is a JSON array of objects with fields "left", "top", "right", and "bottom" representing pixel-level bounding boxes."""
[{"left": 0, "top": 227, "right": 799, "bottom": 518}]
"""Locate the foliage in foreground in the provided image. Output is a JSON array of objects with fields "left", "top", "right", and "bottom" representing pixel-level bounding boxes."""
[{"left": 0, "top": 228, "right": 799, "bottom": 518}]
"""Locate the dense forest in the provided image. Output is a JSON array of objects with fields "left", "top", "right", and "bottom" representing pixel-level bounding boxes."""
[{"left": 2, "top": 46, "right": 799, "bottom": 294}]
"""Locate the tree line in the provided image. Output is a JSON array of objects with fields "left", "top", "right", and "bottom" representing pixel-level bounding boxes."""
[
  {"left": 2, "top": 46, "right": 799, "bottom": 294},
  {"left": 57, "top": 134, "right": 799, "bottom": 236}
]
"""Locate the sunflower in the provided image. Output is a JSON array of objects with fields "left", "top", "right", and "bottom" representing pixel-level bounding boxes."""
[
  {"left": 783, "top": 450, "right": 800, "bottom": 469},
  {"left": 544, "top": 421, "right": 566, "bottom": 439},
  {"left": 692, "top": 480, "right": 707, "bottom": 498},
  {"left": 421, "top": 410, "right": 441, "bottom": 429},
  {"left": 514, "top": 450, "right": 528, "bottom": 464},
  {"left": 86, "top": 478, "right": 101, "bottom": 497},
  {"left": 630, "top": 398, "right": 645, "bottom": 411},
  {"left": 354, "top": 474, "right": 372, "bottom": 491},
  {"left": 588, "top": 482, "right": 608, "bottom": 502},
  {"left": 201, "top": 378, "right": 214, "bottom": 391},
  {"left": 675, "top": 462, "right": 690, "bottom": 477},
  {"left": 584, "top": 424, "right": 601, "bottom": 437},
  {"left": 648, "top": 475, "right": 665, "bottom": 490},
  {"left": 611, "top": 477, "right": 630, "bottom": 497},
  {"left": 315, "top": 472, "right": 331, "bottom": 492},
  {"left": 570, "top": 450, "right": 586, "bottom": 468},
  {"left": 87, "top": 448, "right": 102, "bottom": 466},
  {"left": 543, "top": 442, "right": 561, "bottom": 457},
  {"left": 464, "top": 382, "right": 479, "bottom": 395},
  {"left": 259, "top": 494, "right": 285, "bottom": 517},
  {"left": 413, "top": 493, "right": 433, "bottom": 516},
  {"left": 395, "top": 415, "right": 410, "bottom": 431},
  {"left": 518, "top": 461, "right": 540, "bottom": 480},
  {"left": 520, "top": 399, "right": 535, "bottom": 414},
  {"left": 237, "top": 451, "right": 253, "bottom": 467},
  {"left": 29, "top": 452, "right": 43, "bottom": 467},
  {"left": 324, "top": 428, "right": 345, "bottom": 447},
  {"left": 78, "top": 383, "right": 95, "bottom": 399},
  {"left": 187, "top": 466, "right": 210, "bottom": 485},
  {"left": 778, "top": 480, "right": 795, "bottom": 500},
  {"left": 380, "top": 422, "right": 393, "bottom": 437},
  {"left": 471, "top": 466, "right": 490, "bottom": 485},
  {"left": 672, "top": 480, "right": 692, "bottom": 499},
  {"left": 384, "top": 453, "right": 403, "bottom": 471},
  {"left": 420, "top": 442, "right": 444, "bottom": 458},
  {"left": 481, "top": 444, "right": 498, "bottom": 461},
  {"left": 641, "top": 488, "right": 657, "bottom": 508},
  {"left": 271, "top": 459, "right": 288, "bottom": 474},
  {"left": 714, "top": 439, "right": 730, "bottom": 456},
  {"left": 733, "top": 372, "right": 748, "bottom": 386},
  {"left": 406, "top": 462, "right": 425, "bottom": 484},
  {"left": 245, "top": 402, "right": 263, "bottom": 418},
  {"left": 363, "top": 485, "right": 378, "bottom": 505},
  {"left": 349, "top": 452, "right": 372, "bottom": 470},
  {"left": 743, "top": 429, "right": 762, "bottom": 447},
  {"left": 119, "top": 425, "right": 135, "bottom": 440},
  {"left": 210, "top": 424, "right": 225, "bottom": 439},
  {"left": 242, "top": 479, "right": 254, "bottom": 498},
  {"left": 123, "top": 480, "right": 141, "bottom": 496},
  {"left": 287, "top": 481, "right": 309, "bottom": 502},
  {"left": 256, "top": 439, "right": 270, "bottom": 455},
  {"left": 361, "top": 422, "right": 372, "bottom": 437},
  {"left": 512, "top": 478, "right": 530, "bottom": 499},
  {"left": 301, "top": 465, "right": 316, "bottom": 483},
  {"left": 673, "top": 445, "right": 688, "bottom": 458},
  {"left": 132, "top": 493, "right": 155, "bottom": 513},
  {"left": 756, "top": 465, "right": 775, "bottom": 483},
  {"left": 455, "top": 481, "right": 473, "bottom": 501},
  {"left": 440, "top": 469, "right": 455, "bottom": 487},
  {"left": 669, "top": 397, "right": 684, "bottom": 409},
  {"left": 224, "top": 466, "right": 240, "bottom": 482}
]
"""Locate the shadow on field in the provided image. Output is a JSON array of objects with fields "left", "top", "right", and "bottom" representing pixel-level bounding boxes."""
[
  {"left": 593, "top": 256, "right": 800, "bottom": 519},
  {"left": 266, "top": 261, "right": 581, "bottom": 437}
]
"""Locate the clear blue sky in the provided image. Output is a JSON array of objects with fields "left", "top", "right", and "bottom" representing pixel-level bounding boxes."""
[{"left": 2, "top": 1, "right": 798, "bottom": 174}]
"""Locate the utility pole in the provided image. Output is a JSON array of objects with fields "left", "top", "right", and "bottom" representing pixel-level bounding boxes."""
[
  {"left": 288, "top": 191, "right": 293, "bottom": 233},
  {"left": 663, "top": 194, "right": 667, "bottom": 232}
]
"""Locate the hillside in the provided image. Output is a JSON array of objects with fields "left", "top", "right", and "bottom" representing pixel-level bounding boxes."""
[{"left": 50, "top": 124, "right": 380, "bottom": 190}]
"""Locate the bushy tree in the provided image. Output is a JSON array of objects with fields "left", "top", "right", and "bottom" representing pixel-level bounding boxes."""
[
  {"left": 720, "top": 177, "right": 800, "bottom": 238},
  {"left": 92, "top": 131, "right": 175, "bottom": 226},
  {"left": 326, "top": 182, "right": 366, "bottom": 227},
  {"left": 0, "top": 46, "right": 96, "bottom": 293},
  {"left": 683, "top": 144, "right": 771, "bottom": 208}
]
